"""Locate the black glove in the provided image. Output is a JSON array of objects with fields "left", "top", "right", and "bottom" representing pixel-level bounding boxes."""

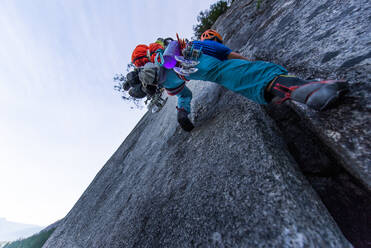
[
  {"left": 177, "top": 108, "right": 194, "bottom": 132},
  {"left": 128, "top": 84, "right": 147, "bottom": 99},
  {"left": 123, "top": 81, "right": 131, "bottom": 91},
  {"left": 142, "top": 84, "right": 157, "bottom": 96}
]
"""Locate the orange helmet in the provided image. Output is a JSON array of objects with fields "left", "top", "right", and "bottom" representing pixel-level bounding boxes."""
[{"left": 200, "top": 29, "right": 223, "bottom": 43}]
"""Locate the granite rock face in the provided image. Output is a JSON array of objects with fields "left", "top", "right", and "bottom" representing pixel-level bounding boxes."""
[
  {"left": 213, "top": 1, "right": 371, "bottom": 246},
  {"left": 43, "top": 82, "right": 350, "bottom": 247},
  {"left": 42, "top": 0, "right": 371, "bottom": 247},
  {"left": 214, "top": 0, "right": 371, "bottom": 190}
]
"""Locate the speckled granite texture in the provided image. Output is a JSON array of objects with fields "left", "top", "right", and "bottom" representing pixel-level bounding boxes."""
[
  {"left": 214, "top": 0, "right": 370, "bottom": 190},
  {"left": 44, "top": 81, "right": 350, "bottom": 248},
  {"left": 41, "top": 0, "right": 371, "bottom": 246}
]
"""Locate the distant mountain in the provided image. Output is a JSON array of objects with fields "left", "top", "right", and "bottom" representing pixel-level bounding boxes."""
[{"left": 0, "top": 218, "right": 43, "bottom": 242}]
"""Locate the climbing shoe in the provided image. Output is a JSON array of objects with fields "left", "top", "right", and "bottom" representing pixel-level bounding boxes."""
[
  {"left": 177, "top": 107, "right": 194, "bottom": 132},
  {"left": 268, "top": 76, "right": 349, "bottom": 111}
]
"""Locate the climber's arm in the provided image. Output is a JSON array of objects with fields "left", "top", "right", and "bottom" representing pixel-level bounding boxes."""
[
  {"left": 192, "top": 40, "right": 231, "bottom": 61},
  {"left": 227, "top": 51, "right": 251, "bottom": 61},
  {"left": 193, "top": 40, "right": 250, "bottom": 61}
]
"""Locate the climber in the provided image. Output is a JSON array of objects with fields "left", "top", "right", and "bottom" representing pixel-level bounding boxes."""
[
  {"left": 121, "top": 31, "right": 250, "bottom": 100},
  {"left": 131, "top": 41, "right": 348, "bottom": 132},
  {"left": 126, "top": 32, "right": 264, "bottom": 98}
]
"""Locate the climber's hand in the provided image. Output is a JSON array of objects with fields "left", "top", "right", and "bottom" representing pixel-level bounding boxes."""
[
  {"left": 143, "top": 84, "right": 157, "bottom": 96},
  {"left": 177, "top": 108, "right": 194, "bottom": 132}
]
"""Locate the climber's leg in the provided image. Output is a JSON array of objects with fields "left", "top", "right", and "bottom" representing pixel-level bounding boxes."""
[{"left": 266, "top": 75, "right": 349, "bottom": 111}]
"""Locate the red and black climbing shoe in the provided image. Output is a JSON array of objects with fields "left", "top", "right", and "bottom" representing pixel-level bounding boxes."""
[{"left": 269, "top": 76, "right": 349, "bottom": 111}]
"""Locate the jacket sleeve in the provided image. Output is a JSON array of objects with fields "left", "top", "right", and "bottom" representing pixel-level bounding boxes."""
[
  {"left": 175, "top": 85, "right": 192, "bottom": 113},
  {"left": 192, "top": 40, "right": 232, "bottom": 61}
]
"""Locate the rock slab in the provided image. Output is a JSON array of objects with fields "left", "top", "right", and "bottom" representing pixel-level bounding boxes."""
[
  {"left": 43, "top": 81, "right": 350, "bottom": 247},
  {"left": 214, "top": 0, "right": 371, "bottom": 190}
]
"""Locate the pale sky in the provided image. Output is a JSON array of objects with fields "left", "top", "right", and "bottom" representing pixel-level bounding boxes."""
[{"left": 0, "top": 0, "right": 217, "bottom": 226}]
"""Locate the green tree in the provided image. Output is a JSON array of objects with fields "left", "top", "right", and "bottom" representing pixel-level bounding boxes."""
[
  {"left": 193, "top": 0, "right": 265, "bottom": 39},
  {"left": 193, "top": 0, "right": 234, "bottom": 39},
  {"left": 3, "top": 228, "right": 55, "bottom": 248}
]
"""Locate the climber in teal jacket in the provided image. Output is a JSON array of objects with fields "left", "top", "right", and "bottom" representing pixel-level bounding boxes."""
[
  {"left": 142, "top": 36, "right": 284, "bottom": 113},
  {"left": 161, "top": 53, "right": 287, "bottom": 112},
  {"left": 131, "top": 40, "right": 348, "bottom": 132},
  {"left": 161, "top": 30, "right": 261, "bottom": 115}
]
